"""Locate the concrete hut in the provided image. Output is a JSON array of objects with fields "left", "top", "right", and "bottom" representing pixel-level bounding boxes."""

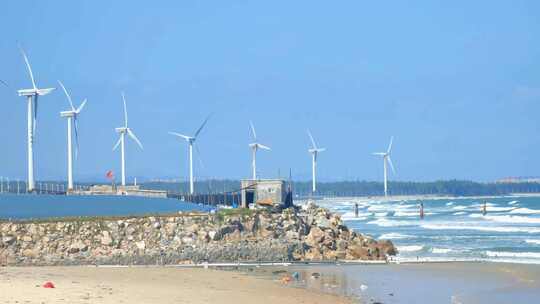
[{"left": 240, "top": 179, "right": 287, "bottom": 208}]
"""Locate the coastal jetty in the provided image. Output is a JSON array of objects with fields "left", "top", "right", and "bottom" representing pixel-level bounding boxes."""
[{"left": 0, "top": 204, "right": 396, "bottom": 266}]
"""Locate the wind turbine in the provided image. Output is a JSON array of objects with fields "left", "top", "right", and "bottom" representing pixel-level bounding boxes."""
[
  {"left": 307, "top": 130, "right": 326, "bottom": 193},
  {"left": 248, "top": 121, "right": 271, "bottom": 180},
  {"left": 58, "top": 81, "right": 87, "bottom": 192},
  {"left": 17, "top": 45, "right": 55, "bottom": 192},
  {"left": 112, "top": 92, "right": 143, "bottom": 187},
  {"left": 169, "top": 115, "right": 211, "bottom": 195},
  {"left": 373, "top": 136, "right": 396, "bottom": 197}
]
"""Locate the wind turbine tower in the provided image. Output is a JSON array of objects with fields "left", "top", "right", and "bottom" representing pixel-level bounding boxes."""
[
  {"left": 113, "top": 93, "right": 143, "bottom": 187},
  {"left": 307, "top": 130, "right": 326, "bottom": 193},
  {"left": 373, "top": 136, "right": 396, "bottom": 197},
  {"left": 58, "top": 81, "right": 87, "bottom": 192},
  {"left": 17, "top": 46, "right": 55, "bottom": 192},
  {"left": 169, "top": 115, "right": 211, "bottom": 195},
  {"left": 248, "top": 121, "right": 271, "bottom": 180}
]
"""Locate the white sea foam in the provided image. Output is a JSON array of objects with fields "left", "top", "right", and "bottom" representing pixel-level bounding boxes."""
[
  {"left": 379, "top": 233, "right": 413, "bottom": 240},
  {"left": 509, "top": 208, "right": 540, "bottom": 215},
  {"left": 431, "top": 247, "right": 453, "bottom": 254},
  {"left": 421, "top": 223, "right": 540, "bottom": 234},
  {"left": 470, "top": 214, "right": 540, "bottom": 224},
  {"left": 485, "top": 251, "right": 540, "bottom": 259},
  {"left": 508, "top": 200, "right": 519, "bottom": 205},
  {"left": 452, "top": 205, "right": 468, "bottom": 210},
  {"left": 525, "top": 239, "right": 540, "bottom": 245},
  {"left": 485, "top": 206, "right": 516, "bottom": 212},
  {"left": 394, "top": 211, "right": 419, "bottom": 217},
  {"left": 367, "top": 218, "right": 416, "bottom": 227},
  {"left": 397, "top": 245, "right": 424, "bottom": 252},
  {"left": 446, "top": 202, "right": 454, "bottom": 206},
  {"left": 453, "top": 211, "right": 467, "bottom": 215}
]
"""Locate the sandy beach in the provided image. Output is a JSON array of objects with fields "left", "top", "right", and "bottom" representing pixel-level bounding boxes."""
[{"left": 0, "top": 266, "right": 352, "bottom": 304}]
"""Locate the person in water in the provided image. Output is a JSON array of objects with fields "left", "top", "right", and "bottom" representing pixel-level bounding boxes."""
[
  {"left": 354, "top": 203, "right": 359, "bottom": 218},
  {"left": 420, "top": 202, "right": 424, "bottom": 219},
  {"left": 482, "top": 201, "right": 487, "bottom": 216}
]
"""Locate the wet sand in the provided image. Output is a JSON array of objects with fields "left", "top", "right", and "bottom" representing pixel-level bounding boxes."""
[
  {"left": 0, "top": 266, "right": 352, "bottom": 304},
  {"left": 262, "top": 262, "right": 540, "bottom": 304}
]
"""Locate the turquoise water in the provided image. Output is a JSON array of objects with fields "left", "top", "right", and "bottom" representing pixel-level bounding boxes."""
[
  {"left": 310, "top": 196, "right": 540, "bottom": 264},
  {"left": 0, "top": 194, "right": 213, "bottom": 219}
]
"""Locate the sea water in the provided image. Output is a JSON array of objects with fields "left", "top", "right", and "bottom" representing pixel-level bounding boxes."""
[
  {"left": 0, "top": 194, "right": 213, "bottom": 219},
  {"left": 308, "top": 196, "right": 540, "bottom": 264}
]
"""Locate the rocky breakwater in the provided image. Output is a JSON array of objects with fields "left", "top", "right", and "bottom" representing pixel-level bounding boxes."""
[{"left": 0, "top": 204, "right": 396, "bottom": 266}]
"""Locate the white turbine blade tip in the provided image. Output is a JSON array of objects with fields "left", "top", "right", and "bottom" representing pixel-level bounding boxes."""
[
  {"left": 128, "top": 129, "right": 143, "bottom": 149},
  {"left": 76, "top": 99, "right": 87, "bottom": 113}
]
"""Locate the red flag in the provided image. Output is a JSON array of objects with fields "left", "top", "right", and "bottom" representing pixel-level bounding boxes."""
[{"left": 106, "top": 170, "right": 114, "bottom": 180}]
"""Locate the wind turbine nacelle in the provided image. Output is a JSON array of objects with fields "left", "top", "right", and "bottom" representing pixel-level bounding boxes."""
[
  {"left": 18, "top": 88, "right": 55, "bottom": 97},
  {"left": 60, "top": 110, "right": 76, "bottom": 117},
  {"left": 17, "top": 89, "right": 38, "bottom": 96},
  {"left": 115, "top": 127, "right": 128, "bottom": 133}
]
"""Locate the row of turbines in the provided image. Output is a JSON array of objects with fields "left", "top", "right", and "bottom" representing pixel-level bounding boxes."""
[{"left": 1, "top": 46, "right": 397, "bottom": 197}]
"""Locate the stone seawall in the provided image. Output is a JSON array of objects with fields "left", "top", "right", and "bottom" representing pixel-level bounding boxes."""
[{"left": 0, "top": 204, "right": 396, "bottom": 266}]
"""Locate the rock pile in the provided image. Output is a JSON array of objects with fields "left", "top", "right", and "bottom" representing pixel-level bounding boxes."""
[{"left": 0, "top": 204, "right": 396, "bottom": 266}]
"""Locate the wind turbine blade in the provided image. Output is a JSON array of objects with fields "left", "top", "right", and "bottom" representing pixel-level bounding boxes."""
[
  {"left": 194, "top": 114, "right": 211, "bottom": 138},
  {"left": 112, "top": 136, "right": 122, "bottom": 151},
  {"left": 387, "top": 156, "right": 396, "bottom": 175},
  {"left": 18, "top": 44, "right": 37, "bottom": 89},
  {"left": 168, "top": 132, "right": 191, "bottom": 140},
  {"left": 387, "top": 136, "right": 394, "bottom": 154},
  {"left": 121, "top": 92, "right": 128, "bottom": 127},
  {"left": 258, "top": 144, "right": 271, "bottom": 151},
  {"left": 74, "top": 117, "right": 80, "bottom": 159},
  {"left": 127, "top": 129, "right": 143, "bottom": 150},
  {"left": 194, "top": 144, "right": 206, "bottom": 171},
  {"left": 58, "top": 80, "right": 75, "bottom": 111},
  {"left": 317, "top": 148, "right": 326, "bottom": 152},
  {"left": 372, "top": 152, "right": 385, "bottom": 156},
  {"left": 249, "top": 120, "right": 257, "bottom": 140},
  {"left": 307, "top": 129, "right": 317, "bottom": 149},
  {"left": 76, "top": 99, "right": 87, "bottom": 113}
]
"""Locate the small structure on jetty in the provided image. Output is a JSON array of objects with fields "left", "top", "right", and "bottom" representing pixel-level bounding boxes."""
[
  {"left": 240, "top": 179, "right": 287, "bottom": 208},
  {"left": 76, "top": 185, "right": 167, "bottom": 198}
]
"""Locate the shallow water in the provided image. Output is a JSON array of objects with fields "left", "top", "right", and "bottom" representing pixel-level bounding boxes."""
[
  {"left": 307, "top": 196, "right": 540, "bottom": 264},
  {"left": 0, "top": 194, "right": 213, "bottom": 219},
  {"left": 278, "top": 263, "right": 540, "bottom": 304}
]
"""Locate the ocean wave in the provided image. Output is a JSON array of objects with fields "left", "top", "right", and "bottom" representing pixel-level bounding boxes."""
[
  {"left": 367, "top": 218, "right": 416, "bottom": 227},
  {"left": 509, "top": 208, "right": 540, "bottom": 215},
  {"left": 453, "top": 211, "right": 467, "bottom": 215},
  {"left": 452, "top": 205, "right": 468, "bottom": 210},
  {"left": 446, "top": 202, "right": 454, "bottom": 206},
  {"left": 508, "top": 200, "right": 519, "bottom": 205},
  {"left": 394, "top": 211, "right": 419, "bottom": 217},
  {"left": 379, "top": 233, "right": 413, "bottom": 240},
  {"left": 421, "top": 223, "right": 540, "bottom": 233},
  {"left": 470, "top": 214, "right": 540, "bottom": 224},
  {"left": 525, "top": 239, "right": 540, "bottom": 245},
  {"left": 397, "top": 245, "right": 424, "bottom": 252},
  {"left": 485, "top": 251, "right": 540, "bottom": 259},
  {"left": 431, "top": 247, "right": 453, "bottom": 254}
]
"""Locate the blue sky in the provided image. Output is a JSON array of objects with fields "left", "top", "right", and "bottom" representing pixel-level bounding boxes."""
[{"left": 0, "top": 1, "right": 539, "bottom": 182}]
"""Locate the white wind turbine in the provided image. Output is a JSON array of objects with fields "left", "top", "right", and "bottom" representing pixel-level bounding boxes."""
[
  {"left": 307, "top": 130, "right": 326, "bottom": 193},
  {"left": 248, "top": 121, "right": 271, "bottom": 180},
  {"left": 373, "top": 136, "right": 396, "bottom": 197},
  {"left": 58, "top": 81, "right": 87, "bottom": 192},
  {"left": 112, "top": 93, "right": 143, "bottom": 187},
  {"left": 17, "top": 45, "right": 55, "bottom": 192},
  {"left": 169, "top": 115, "right": 211, "bottom": 195}
]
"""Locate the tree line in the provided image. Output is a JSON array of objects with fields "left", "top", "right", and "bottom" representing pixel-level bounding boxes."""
[{"left": 141, "top": 179, "right": 540, "bottom": 197}]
